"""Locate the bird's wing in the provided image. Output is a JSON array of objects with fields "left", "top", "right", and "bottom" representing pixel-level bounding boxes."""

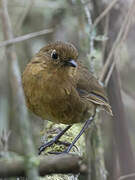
[{"left": 76, "top": 62, "right": 112, "bottom": 115}]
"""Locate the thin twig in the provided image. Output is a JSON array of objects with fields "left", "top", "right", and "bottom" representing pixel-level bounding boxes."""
[
  {"left": 118, "top": 173, "right": 135, "bottom": 180},
  {"left": 99, "top": 1, "right": 134, "bottom": 83},
  {"left": 103, "top": 1, "right": 135, "bottom": 85},
  {"left": 0, "top": 29, "right": 53, "bottom": 48},
  {"left": 119, "top": 3, "right": 135, "bottom": 44},
  {"left": 104, "top": 61, "right": 115, "bottom": 86},
  {"left": 0, "top": 0, "right": 39, "bottom": 179},
  {"left": 93, "top": 0, "right": 119, "bottom": 28}
]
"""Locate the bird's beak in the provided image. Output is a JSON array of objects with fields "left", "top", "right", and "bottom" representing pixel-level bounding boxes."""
[{"left": 65, "top": 59, "right": 77, "bottom": 68}]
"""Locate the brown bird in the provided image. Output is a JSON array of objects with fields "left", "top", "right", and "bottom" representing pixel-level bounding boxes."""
[{"left": 22, "top": 41, "right": 112, "bottom": 154}]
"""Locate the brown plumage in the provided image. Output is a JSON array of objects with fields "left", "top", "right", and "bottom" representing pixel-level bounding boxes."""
[
  {"left": 22, "top": 41, "right": 112, "bottom": 123},
  {"left": 22, "top": 41, "right": 112, "bottom": 153}
]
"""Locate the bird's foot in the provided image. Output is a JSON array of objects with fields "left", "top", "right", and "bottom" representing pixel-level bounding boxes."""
[
  {"left": 57, "top": 140, "right": 78, "bottom": 150},
  {"left": 38, "top": 139, "right": 56, "bottom": 155},
  {"left": 46, "top": 141, "right": 78, "bottom": 155},
  {"left": 39, "top": 125, "right": 72, "bottom": 155},
  {"left": 38, "top": 140, "right": 78, "bottom": 155}
]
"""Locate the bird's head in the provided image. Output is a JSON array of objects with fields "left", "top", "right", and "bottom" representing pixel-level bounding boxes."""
[{"left": 38, "top": 41, "right": 78, "bottom": 69}]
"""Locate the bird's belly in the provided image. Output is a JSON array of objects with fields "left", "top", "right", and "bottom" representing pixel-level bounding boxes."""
[
  {"left": 29, "top": 86, "right": 91, "bottom": 124},
  {"left": 35, "top": 96, "right": 84, "bottom": 124}
]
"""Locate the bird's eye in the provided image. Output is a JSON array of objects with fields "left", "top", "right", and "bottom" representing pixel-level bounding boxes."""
[{"left": 51, "top": 50, "right": 58, "bottom": 60}]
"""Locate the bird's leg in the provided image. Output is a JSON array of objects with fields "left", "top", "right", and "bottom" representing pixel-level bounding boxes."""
[
  {"left": 38, "top": 125, "right": 72, "bottom": 155},
  {"left": 49, "top": 113, "right": 96, "bottom": 154},
  {"left": 65, "top": 114, "right": 95, "bottom": 153}
]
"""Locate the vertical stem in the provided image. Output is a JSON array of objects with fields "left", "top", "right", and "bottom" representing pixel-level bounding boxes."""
[
  {"left": 80, "top": 0, "right": 95, "bottom": 73},
  {"left": 78, "top": 1, "right": 107, "bottom": 180},
  {"left": 92, "top": 118, "right": 107, "bottom": 180},
  {"left": 95, "top": 0, "right": 135, "bottom": 178},
  {"left": 0, "top": 0, "right": 39, "bottom": 179}
]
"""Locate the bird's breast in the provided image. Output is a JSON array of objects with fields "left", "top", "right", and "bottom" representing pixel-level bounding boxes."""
[{"left": 23, "top": 64, "right": 91, "bottom": 124}]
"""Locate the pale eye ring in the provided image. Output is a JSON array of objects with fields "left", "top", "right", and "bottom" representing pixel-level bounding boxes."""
[{"left": 51, "top": 50, "right": 58, "bottom": 60}]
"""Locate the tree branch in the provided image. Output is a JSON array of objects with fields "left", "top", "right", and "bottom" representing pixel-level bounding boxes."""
[
  {"left": 93, "top": 0, "right": 119, "bottom": 28},
  {"left": 0, "top": 154, "right": 87, "bottom": 178},
  {"left": 0, "top": 29, "right": 53, "bottom": 48}
]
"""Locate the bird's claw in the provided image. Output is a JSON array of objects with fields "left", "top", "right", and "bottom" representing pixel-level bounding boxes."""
[
  {"left": 38, "top": 139, "right": 78, "bottom": 155},
  {"left": 57, "top": 140, "right": 78, "bottom": 151},
  {"left": 38, "top": 140, "right": 55, "bottom": 155}
]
